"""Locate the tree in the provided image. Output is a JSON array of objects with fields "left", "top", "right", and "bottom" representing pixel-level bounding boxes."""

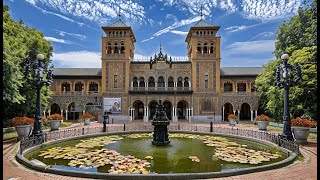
[
  {"left": 3, "top": 4, "right": 53, "bottom": 123},
  {"left": 256, "top": 46, "right": 317, "bottom": 122},
  {"left": 274, "top": 0, "right": 317, "bottom": 58}
]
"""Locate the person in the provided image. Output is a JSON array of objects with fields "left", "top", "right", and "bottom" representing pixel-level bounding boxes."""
[{"left": 110, "top": 101, "right": 120, "bottom": 112}]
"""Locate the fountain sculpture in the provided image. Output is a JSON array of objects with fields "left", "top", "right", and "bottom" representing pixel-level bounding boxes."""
[{"left": 151, "top": 100, "right": 170, "bottom": 146}]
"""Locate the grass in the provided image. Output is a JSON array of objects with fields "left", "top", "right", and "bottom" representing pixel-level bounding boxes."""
[{"left": 60, "top": 121, "right": 74, "bottom": 127}]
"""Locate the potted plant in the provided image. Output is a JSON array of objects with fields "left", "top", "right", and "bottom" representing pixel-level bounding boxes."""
[
  {"left": 256, "top": 114, "right": 270, "bottom": 130},
  {"left": 82, "top": 112, "right": 94, "bottom": 125},
  {"left": 47, "top": 113, "right": 64, "bottom": 131},
  {"left": 227, "top": 114, "right": 237, "bottom": 126},
  {"left": 13, "top": 116, "right": 34, "bottom": 139},
  {"left": 291, "top": 118, "right": 315, "bottom": 143}
]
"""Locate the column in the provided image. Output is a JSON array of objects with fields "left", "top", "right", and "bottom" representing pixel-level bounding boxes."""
[
  {"left": 131, "top": 81, "right": 133, "bottom": 87},
  {"left": 186, "top": 108, "right": 189, "bottom": 120},
  {"left": 237, "top": 110, "right": 240, "bottom": 124},
  {"left": 137, "top": 80, "right": 140, "bottom": 87},
  {"left": 129, "top": 108, "right": 132, "bottom": 121},
  {"left": 222, "top": 106, "right": 225, "bottom": 121},
  {"left": 83, "top": 110, "right": 85, "bottom": 114},
  {"left": 143, "top": 106, "right": 148, "bottom": 122},
  {"left": 189, "top": 81, "right": 191, "bottom": 88},
  {"left": 66, "top": 110, "right": 68, "bottom": 121},
  {"left": 43, "top": 111, "right": 46, "bottom": 118},
  {"left": 132, "top": 108, "right": 135, "bottom": 121},
  {"left": 61, "top": 110, "right": 64, "bottom": 122},
  {"left": 255, "top": 110, "right": 258, "bottom": 121},
  {"left": 173, "top": 106, "right": 178, "bottom": 122},
  {"left": 233, "top": 110, "right": 236, "bottom": 115},
  {"left": 251, "top": 110, "right": 253, "bottom": 121},
  {"left": 48, "top": 110, "right": 51, "bottom": 116}
]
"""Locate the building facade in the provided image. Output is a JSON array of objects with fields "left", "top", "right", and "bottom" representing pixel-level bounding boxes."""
[{"left": 48, "top": 17, "right": 261, "bottom": 123}]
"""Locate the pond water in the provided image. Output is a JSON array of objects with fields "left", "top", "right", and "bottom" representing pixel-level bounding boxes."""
[{"left": 26, "top": 133, "right": 286, "bottom": 174}]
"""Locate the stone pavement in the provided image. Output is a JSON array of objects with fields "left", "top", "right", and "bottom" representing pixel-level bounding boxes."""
[{"left": 3, "top": 121, "right": 317, "bottom": 180}]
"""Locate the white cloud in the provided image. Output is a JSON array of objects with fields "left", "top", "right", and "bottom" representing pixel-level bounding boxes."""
[
  {"left": 44, "top": 36, "right": 72, "bottom": 44},
  {"left": 157, "top": 0, "right": 303, "bottom": 21},
  {"left": 170, "top": 30, "right": 188, "bottom": 35},
  {"left": 224, "top": 25, "right": 247, "bottom": 33},
  {"left": 226, "top": 40, "right": 275, "bottom": 54},
  {"left": 24, "top": 0, "right": 146, "bottom": 24},
  {"left": 52, "top": 51, "right": 101, "bottom": 68},
  {"left": 141, "top": 16, "right": 201, "bottom": 42},
  {"left": 248, "top": 32, "right": 274, "bottom": 41},
  {"left": 54, "top": 29, "right": 87, "bottom": 40}
]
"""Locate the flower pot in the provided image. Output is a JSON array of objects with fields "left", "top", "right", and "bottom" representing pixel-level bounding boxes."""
[
  {"left": 229, "top": 118, "right": 236, "bottom": 126},
  {"left": 257, "top": 121, "right": 268, "bottom": 130},
  {"left": 84, "top": 118, "right": 91, "bottom": 125},
  {"left": 292, "top": 126, "right": 310, "bottom": 143},
  {"left": 50, "top": 120, "right": 61, "bottom": 131},
  {"left": 15, "top": 124, "right": 32, "bottom": 139}
]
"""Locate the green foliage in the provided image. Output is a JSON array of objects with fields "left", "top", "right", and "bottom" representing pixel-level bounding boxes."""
[
  {"left": 3, "top": 4, "right": 53, "bottom": 122},
  {"left": 256, "top": 46, "right": 317, "bottom": 122},
  {"left": 274, "top": 0, "right": 317, "bottom": 58}
]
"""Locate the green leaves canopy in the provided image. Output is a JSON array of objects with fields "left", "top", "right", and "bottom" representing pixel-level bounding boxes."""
[{"left": 3, "top": 5, "right": 53, "bottom": 122}]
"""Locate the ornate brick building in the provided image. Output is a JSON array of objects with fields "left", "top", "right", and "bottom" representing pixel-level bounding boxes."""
[{"left": 48, "top": 17, "right": 261, "bottom": 123}]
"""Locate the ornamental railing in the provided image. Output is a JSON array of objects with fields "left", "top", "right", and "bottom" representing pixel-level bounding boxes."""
[{"left": 19, "top": 124, "right": 299, "bottom": 155}]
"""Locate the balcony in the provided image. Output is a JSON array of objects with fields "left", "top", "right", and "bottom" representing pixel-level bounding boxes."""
[
  {"left": 128, "top": 87, "right": 193, "bottom": 94},
  {"left": 222, "top": 92, "right": 259, "bottom": 96},
  {"left": 52, "top": 91, "right": 101, "bottom": 96}
]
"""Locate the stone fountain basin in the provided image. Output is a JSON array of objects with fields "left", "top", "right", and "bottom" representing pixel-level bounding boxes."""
[{"left": 16, "top": 131, "right": 297, "bottom": 180}]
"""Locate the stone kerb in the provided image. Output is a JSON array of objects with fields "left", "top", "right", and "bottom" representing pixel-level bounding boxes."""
[{"left": 16, "top": 128, "right": 298, "bottom": 180}]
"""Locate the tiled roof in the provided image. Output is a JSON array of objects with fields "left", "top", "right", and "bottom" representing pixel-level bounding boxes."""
[
  {"left": 220, "top": 67, "right": 262, "bottom": 76},
  {"left": 193, "top": 19, "right": 214, "bottom": 27},
  {"left": 106, "top": 19, "right": 128, "bottom": 27},
  {"left": 52, "top": 68, "right": 102, "bottom": 76}
]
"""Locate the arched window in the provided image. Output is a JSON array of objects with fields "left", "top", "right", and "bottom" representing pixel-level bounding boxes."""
[
  {"left": 177, "top": 77, "right": 183, "bottom": 87},
  {"left": 237, "top": 83, "right": 246, "bottom": 92},
  {"left": 114, "top": 42, "right": 119, "bottom": 54},
  {"left": 133, "top": 77, "right": 138, "bottom": 87},
  {"left": 184, "top": 77, "right": 189, "bottom": 87},
  {"left": 139, "top": 77, "right": 145, "bottom": 87},
  {"left": 251, "top": 81, "right": 256, "bottom": 92},
  {"left": 61, "top": 82, "right": 70, "bottom": 91},
  {"left": 203, "top": 42, "right": 208, "bottom": 53},
  {"left": 89, "top": 82, "right": 98, "bottom": 91},
  {"left": 75, "top": 81, "right": 83, "bottom": 91},
  {"left": 224, "top": 82, "right": 233, "bottom": 92},
  {"left": 120, "top": 42, "right": 125, "bottom": 54},
  {"left": 197, "top": 42, "right": 201, "bottom": 54},
  {"left": 148, "top": 77, "right": 155, "bottom": 87},
  {"left": 158, "top": 76, "right": 165, "bottom": 87},
  {"left": 107, "top": 42, "right": 112, "bottom": 54},
  {"left": 168, "top": 77, "right": 174, "bottom": 87},
  {"left": 210, "top": 42, "right": 215, "bottom": 54}
]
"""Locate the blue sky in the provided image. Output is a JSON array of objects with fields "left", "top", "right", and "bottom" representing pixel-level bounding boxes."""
[{"left": 5, "top": 0, "right": 307, "bottom": 68}]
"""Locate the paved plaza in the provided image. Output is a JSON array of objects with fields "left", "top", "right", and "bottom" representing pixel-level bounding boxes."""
[{"left": 3, "top": 121, "right": 317, "bottom": 180}]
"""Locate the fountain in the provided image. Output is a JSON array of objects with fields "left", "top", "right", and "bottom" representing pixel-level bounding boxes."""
[{"left": 151, "top": 100, "right": 170, "bottom": 146}]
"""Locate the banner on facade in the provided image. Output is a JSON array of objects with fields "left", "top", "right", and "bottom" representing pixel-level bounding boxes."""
[{"left": 104, "top": 98, "right": 122, "bottom": 114}]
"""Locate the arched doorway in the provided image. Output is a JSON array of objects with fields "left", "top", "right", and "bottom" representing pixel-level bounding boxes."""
[
  {"left": 68, "top": 102, "right": 79, "bottom": 120},
  {"left": 133, "top": 100, "right": 144, "bottom": 120},
  {"left": 177, "top": 100, "right": 188, "bottom": 120},
  {"left": 163, "top": 101, "right": 172, "bottom": 120},
  {"left": 149, "top": 101, "right": 158, "bottom": 120},
  {"left": 223, "top": 102, "right": 233, "bottom": 120},
  {"left": 240, "top": 103, "right": 251, "bottom": 120},
  {"left": 51, "top": 103, "right": 60, "bottom": 114}
]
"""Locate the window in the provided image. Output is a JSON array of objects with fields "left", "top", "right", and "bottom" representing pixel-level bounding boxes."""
[
  {"left": 177, "top": 77, "right": 183, "bottom": 87},
  {"left": 75, "top": 82, "right": 83, "bottom": 91},
  {"left": 61, "top": 82, "right": 70, "bottom": 91},
  {"left": 168, "top": 77, "right": 174, "bottom": 87},
  {"left": 139, "top": 77, "right": 145, "bottom": 87},
  {"left": 120, "top": 42, "right": 125, "bottom": 54},
  {"left": 133, "top": 77, "right": 138, "bottom": 87},
  {"left": 148, "top": 77, "right": 155, "bottom": 87},
  {"left": 203, "top": 42, "right": 208, "bottom": 53},
  {"left": 114, "top": 75, "right": 118, "bottom": 88},
  {"left": 205, "top": 75, "right": 208, "bottom": 88},
  {"left": 224, "top": 83, "right": 233, "bottom": 92},
  {"left": 89, "top": 82, "right": 98, "bottom": 91},
  {"left": 184, "top": 77, "right": 189, "bottom": 87}
]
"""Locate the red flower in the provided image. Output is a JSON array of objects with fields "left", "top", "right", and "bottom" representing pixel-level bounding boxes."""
[
  {"left": 227, "top": 114, "right": 238, "bottom": 121},
  {"left": 256, "top": 114, "right": 270, "bottom": 122},
  {"left": 47, "top": 113, "right": 64, "bottom": 120},
  {"left": 81, "top": 112, "right": 94, "bottom": 119},
  {"left": 291, "top": 118, "right": 312, "bottom": 128},
  {"left": 13, "top": 116, "right": 34, "bottom": 126}
]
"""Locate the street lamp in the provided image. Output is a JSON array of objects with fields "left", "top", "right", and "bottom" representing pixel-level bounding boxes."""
[
  {"left": 23, "top": 54, "right": 53, "bottom": 138},
  {"left": 102, "top": 111, "right": 110, "bottom": 132},
  {"left": 275, "top": 54, "right": 302, "bottom": 141}
]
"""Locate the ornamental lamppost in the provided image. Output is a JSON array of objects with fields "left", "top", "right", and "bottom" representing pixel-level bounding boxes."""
[
  {"left": 102, "top": 111, "right": 110, "bottom": 132},
  {"left": 23, "top": 54, "right": 53, "bottom": 138},
  {"left": 275, "top": 54, "right": 302, "bottom": 141}
]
